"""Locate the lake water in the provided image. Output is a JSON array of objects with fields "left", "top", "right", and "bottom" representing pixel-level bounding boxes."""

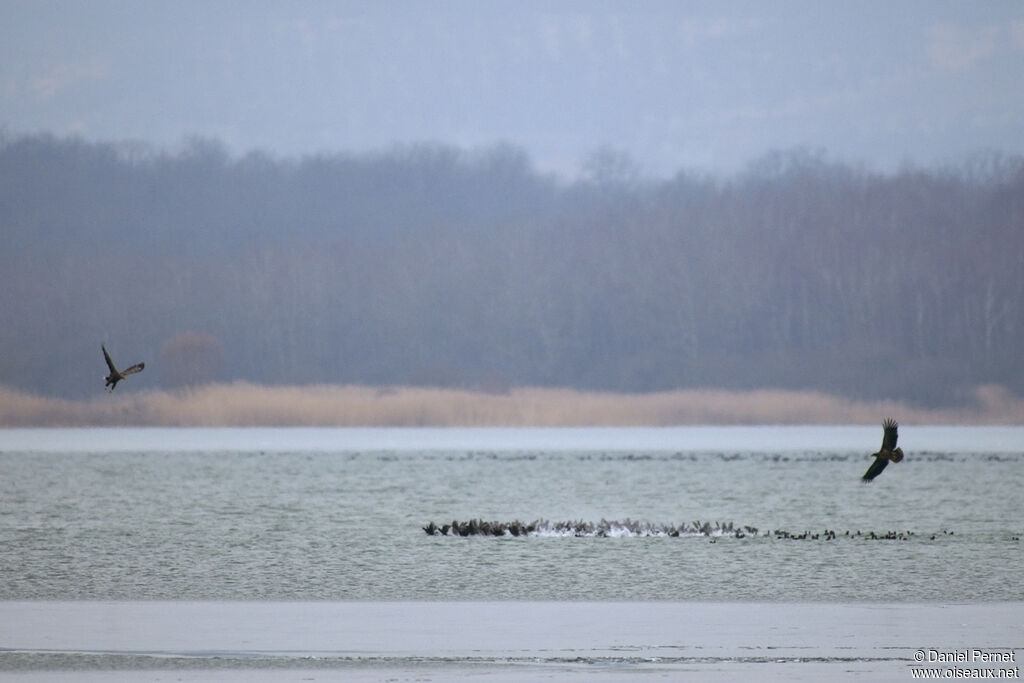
[{"left": 1, "top": 426, "right": 1022, "bottom": 681}]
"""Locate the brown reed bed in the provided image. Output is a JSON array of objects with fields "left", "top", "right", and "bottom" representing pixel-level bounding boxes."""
[{"left": 1, "top": 382, "right": 1021, "bottom": 427}]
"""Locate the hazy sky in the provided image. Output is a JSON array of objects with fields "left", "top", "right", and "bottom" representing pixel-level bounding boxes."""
[{"left": 3, "top": 1, "right": 1023, "bottom": 178}]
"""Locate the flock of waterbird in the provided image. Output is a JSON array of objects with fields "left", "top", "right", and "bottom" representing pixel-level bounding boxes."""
[
  {"left": 422, "top": 419, "right": 918, "bottom": 539},
  {"left": 422, "top": 519, "right": 949, "bottom": 542}
]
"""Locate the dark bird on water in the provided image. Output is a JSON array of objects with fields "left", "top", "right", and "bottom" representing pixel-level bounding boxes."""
[
  {"left": 102, "top": 344, "right": 145, "bottom": 391},
  {"left": 861, "top": 418, "right": 904, "bottom": 482}
]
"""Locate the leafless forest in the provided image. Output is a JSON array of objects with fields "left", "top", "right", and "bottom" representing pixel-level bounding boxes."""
[{"left": 2, "top": 133, "right": 1022, "bottom": 409}]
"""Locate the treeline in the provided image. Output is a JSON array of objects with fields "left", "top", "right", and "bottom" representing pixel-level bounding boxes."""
[{"left": 2, "top": 133, "right": 1022, "bottom": 406}]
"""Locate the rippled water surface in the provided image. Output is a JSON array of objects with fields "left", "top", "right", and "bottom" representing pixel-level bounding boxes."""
[{"left": 2, "top": 426, "right": 1022, "bottom": 602}]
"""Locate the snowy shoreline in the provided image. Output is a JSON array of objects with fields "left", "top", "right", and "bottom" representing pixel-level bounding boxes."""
[{"left": 2, "top": 601, "right": 1021, "bottom": 682}]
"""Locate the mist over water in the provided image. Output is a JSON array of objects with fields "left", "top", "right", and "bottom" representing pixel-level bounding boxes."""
[{"left": 2, "top": 427, "right": 1022, "bottom": 602}]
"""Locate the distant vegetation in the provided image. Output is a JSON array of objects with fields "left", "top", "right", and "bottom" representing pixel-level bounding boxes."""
[
  {"left": 2, "top": 383, "right": 1020, "bottom": 427},
  {"left": 2, "top": 132, "right": 1022, "bottom": 410}
]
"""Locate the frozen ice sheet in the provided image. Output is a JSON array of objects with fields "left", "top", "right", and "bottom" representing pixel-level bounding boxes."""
[{"left": 1, "top": 601, "right": 1021, "bottom": 682}]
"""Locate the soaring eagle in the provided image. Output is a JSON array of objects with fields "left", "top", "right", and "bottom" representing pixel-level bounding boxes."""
[
  {"left": 861, "top": 418, "right": 904, "bottom": 482},
  {"left": 102, "top": 344, "right": 145, "bottom": 391}
]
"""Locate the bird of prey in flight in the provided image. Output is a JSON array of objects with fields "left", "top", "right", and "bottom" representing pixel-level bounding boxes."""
[
  {"left": 861, "top": 418, "right": 904, "bottom": 482},
  {"left": 102, "top": 344, "right": 145, "bottom": 391}
]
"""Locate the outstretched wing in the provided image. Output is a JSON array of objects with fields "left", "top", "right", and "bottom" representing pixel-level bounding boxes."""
[
  {"left": 861, "top": 456, "right": 889, "bottom": 482},
  {"left": 881, "top": 418, "right": 898, "bottom": 451},
  {"left": 121, "top": 362, "right": 145, "bottom": 377},
  {"left": 101, "top": 345, "right": 118, "bottom": 374}
]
